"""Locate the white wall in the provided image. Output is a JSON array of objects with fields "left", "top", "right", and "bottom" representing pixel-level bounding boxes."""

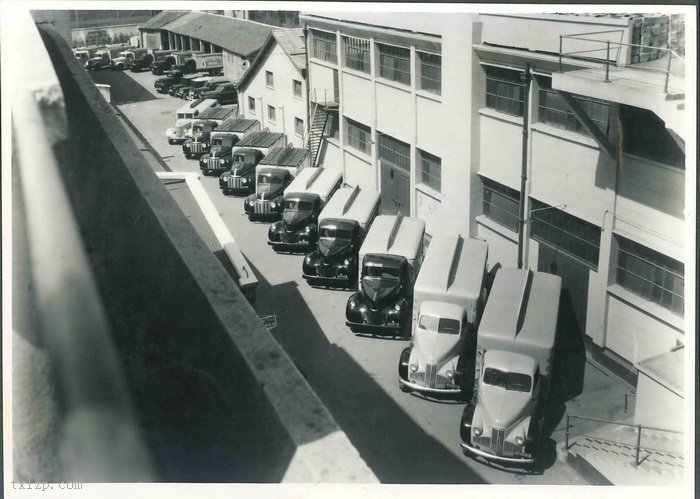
[
  {"left": 239, "top": 43, "right": 307, "bottom": 147},
  {"left": 342, "top": 72, "right": 373, "bottom": 125},
  {"left": 478, "top": 112, "right": 523, "bottom": 190},
  {"left": 635, "top": 373, "right": 684, "bottom": 432},
  {"left": 223, "top": 51, "right": 250, "bottom": 85}
]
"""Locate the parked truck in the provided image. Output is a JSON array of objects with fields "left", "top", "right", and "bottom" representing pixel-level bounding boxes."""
[
  {"left": 169, "top": 72, "right": 212, "bottom": 97},
  {"left": 154, "top": 69, "right": 184, "bottom": 93},
  {"left": 200, "top": 118, "right": 260, "bottom": 178},
  {"left": 183, "top": 53, "right": 224, "bottom": 75},
  {"left": 267, "top": 166, "right": 343, "bottom": 253},
  {"left": 460, "top": 268, "right": 561, "bottom": 465},
  {"left": 302, "top": 186, "right": 380, "bottom": 288},
  {"left": 187, "top": 76, "right": 231, "bottom": 100},
  {"left": 73, "top": 48, "right": 90, "bottom": 66},
  {"left": 166, "top": 98, "right": 220, "bottom": 145},
  {"left": 201, "top": 81, "right": 238, "bottom": 105},
  {"left": 220, "top": 141, "right": 301, "bottom": 195},
  {"left": 150, "top": 50, "right": 177, "bottom": 75},
  {"left": 345, "top": 215, "right": 426, "bottom": 336},
  {"left": 110, "top": 47, "right": 148, "bottom": 70},
  {"left": 243, "top": 167, "right": 295, "bottom": 222},
  {"left": 182, "top": 106, "right": 238, "bottom": 158},
  {"left": 84, "top": 44, "right": 134, "bottom": 71},
  {"left": 398, "top": 235, "right": 488, "bottom": 398}
]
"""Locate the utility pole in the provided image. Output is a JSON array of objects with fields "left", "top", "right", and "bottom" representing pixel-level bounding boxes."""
[
  {"left": 303, "top": 23, "right": 312, "bottom": 152},
  {"left": 517, "top": 64, "right": 532, "bottom": 269}
]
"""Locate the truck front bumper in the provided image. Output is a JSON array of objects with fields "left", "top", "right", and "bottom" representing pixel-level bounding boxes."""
[
  {"left": 302, "top": 273, "right": 352, "bottom": 288},
  {"left": 398, "top": 378, "right": 463, "bottom": 395},
  {"left": 166, "top": 130, "right": 186, "bottom": 144},
  {"left": 460, "top": 442, "right": 535, "bottom": 465},
  {"left": 268, "top": 240, "right": 313, "bottom": 252},
  {"left": 345, "top": 320, "right": 402, "bottom": 334}
]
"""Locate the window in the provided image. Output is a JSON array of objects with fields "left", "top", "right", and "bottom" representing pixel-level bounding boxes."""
[
  {"left": 344, "top": 36, "right": 370, "bottom": 73},
  {"left": 265, "top": 71, "right": 274, "bottom": 88},
  {"left": 346, "top": 118, "right": 371, "bottom": 155},
  {"left": 267, "top": 105, "right": 276, "bottom": 124},
  {"left": 377, "top": 43, "right": 410, "bottom": 85},
  {"left": 484, "top": 65, "right": 525, "bottom": 116},
  {"left": 293, "top": 79, "right": 302, "bottom": 97},
  {"left": 378, "top": 134, "right": 410, "bottom": 171},
  {"left": 418, "top": 149, "right": 441, "bottom": 192},
  {"left": 295, "top": 117, "right": 304, "bottom": 137},
  {"left": 418, "top": 51, "right": 441, "bottom": 95},
  {"left": 311, "top": 29, "right": 337, "bottom": 63},
  {"left": 616, "top": 236, "right": 684, "bottom": 315},
  {"left": 530, "top": 199, "right": 601, "bottom": 269},
  {"left": 481, "top": 177, "right": 520, "bottom": 233},
  {"left": 324, "top": 110, "right": 339, "bottom": 139},
  {"left": 248, "top": 96, "right": 255, "bottom": 113},
  {"left": 619, "top": 105, "right": 685, "bottom": 167},
  {"left": 537, "top": 76, "right": 610, "bottom": 136}
]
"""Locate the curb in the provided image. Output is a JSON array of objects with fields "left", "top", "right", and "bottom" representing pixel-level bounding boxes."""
[{"left": 566, "top": 448, "right": 614, "bottom": 485}]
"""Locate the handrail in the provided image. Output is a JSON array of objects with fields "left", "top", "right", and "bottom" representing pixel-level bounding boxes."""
[{"left": 565, "top": 414, "right": 684, "bottom": 467}]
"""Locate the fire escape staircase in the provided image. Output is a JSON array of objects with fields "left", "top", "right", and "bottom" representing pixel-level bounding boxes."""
[{"left": 308, "top": 103, "right": 330, "bottom": 168}]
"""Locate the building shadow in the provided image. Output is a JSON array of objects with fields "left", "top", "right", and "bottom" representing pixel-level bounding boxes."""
[
  {"left": 89, "top": 68, "right": 158, "bottom": 105},
  {"left": 245, "top": 258, "right": 487, "bottom": 484}
]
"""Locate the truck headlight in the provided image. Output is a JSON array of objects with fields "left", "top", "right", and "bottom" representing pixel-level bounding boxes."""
[
  {"left": 200, "top": 157, "right": 206, "bottom": 163},
  {"left": 473, "top": 427, "right": 483, "bottom": 437},
  {"left": 343, "top": 258, "right": 350, "bottom": 266},
  {"left": 305, "top": 255, "right": 312, "bottom": 264},
  {"left": 247, "top": 200, "right": 254, "bottom": 206},
  {"left": 203, "top": 143, "right": 208, "bottom": 148},
  {"left": 410, "top": 364, "right": 418, "bottom": 373},
  {"left": 270, "top": 202, "right": 277, "bottom": 209},
  {"left": 304, "top": 225, "right": 312, "bottom": 233},
  {"left": 515, "top": 436, "right": 525, "bottom": 446},
  {"left": 394, "top": 303, "right": 402, "bottom": 311},
  {"left": 219, "top": 159, "right": 225, "bottom": 165},
  {"left": 241, "top": 178, "right": 248, "bottom": 184},
  {"left": 446, "top": 370, "right": 454, "bottom": 379}
]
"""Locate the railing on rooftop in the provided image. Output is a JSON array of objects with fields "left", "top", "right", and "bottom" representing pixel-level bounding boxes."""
[
  {"left": 559, "top": 31, "right": 685, "bottom": 95},
  {"left": 311, "top": 87, "right": 339, "bottom": 107},
  {"left": 565, "top": 414, "right": 684, "bottom": 467}
]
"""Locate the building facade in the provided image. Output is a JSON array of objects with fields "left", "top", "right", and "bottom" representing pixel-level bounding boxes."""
[
  {"left": 302, "top": 11, "right": 688, "bottom": 419},
  {"left": 301, "top": 12, "right": 482, "bottom": 238},
  {"left": 237, "top": 29, "right": 308, "bottom": 147}
]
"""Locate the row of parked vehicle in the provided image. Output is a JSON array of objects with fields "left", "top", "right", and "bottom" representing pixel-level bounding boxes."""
[{"left": 163, "top": 101, "right": 562, "bottom": 469}]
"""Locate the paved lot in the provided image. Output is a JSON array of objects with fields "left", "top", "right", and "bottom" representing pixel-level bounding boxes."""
[{"left": 89, "top": 67, "right": 625, "bottom": 485}]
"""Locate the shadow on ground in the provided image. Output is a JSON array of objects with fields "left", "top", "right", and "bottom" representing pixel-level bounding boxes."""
[
  {"left": 89, "top": 68, "right": 158, "bottom": 105},
  {"left": 246, "top": 258, "right": 486, "bottom": 484}
]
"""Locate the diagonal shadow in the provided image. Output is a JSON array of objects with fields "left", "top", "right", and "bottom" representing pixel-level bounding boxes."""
[
  {"left": 244, "top": 258, "right": 486, "bottom": 484},
  {"left": 89, "top": 69, "right": 158, "bottom": 105}
]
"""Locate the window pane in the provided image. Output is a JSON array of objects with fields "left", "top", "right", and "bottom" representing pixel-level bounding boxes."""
[
  {"left": 530, "top": 199, "right": 600, "bottom": 269},
  {"left": 346, "top": 118, "right": 371, "bottom": 154},
  {"left": 483, "top": 66, "right": 524, "bottom": 117},
  {"left": 419, "top": 149, "right": 441, "bottom": 192},
  {"left": 418, "top": 51, "right": 441, "bottom": 95},
  {"left": 344, "top": 36, "right": 370, "bottom": 73},
  {"left": 378, "top": 43, "right": 410, "bottom": 85},
  {"left": 619, "top": 105, "right": 685, "bottom": 167},
  {"left": 481, "top": 177, "right": 520, "bottom": 233},
  {"left": 378, "top": 134, "right": 410, "bottom": 170},
  {"left": 312, "top": 30, "right": 337, "bottom": 64},
  {"left": 616, "top": 236, "right": 684, "bottom": 315}
]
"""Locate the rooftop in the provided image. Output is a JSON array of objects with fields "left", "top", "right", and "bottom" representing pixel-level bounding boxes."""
[{"left": 139, "top": 10, "right": 187, "bottom": 31}]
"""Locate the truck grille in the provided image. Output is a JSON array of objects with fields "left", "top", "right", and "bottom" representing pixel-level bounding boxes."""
[
  {"left": 175, "top": 125, "right": 183, "bottom": 137},
  {"left": 190, "top": 142, "right": 204, "bottom": 153},
  {"left": 492, "top": 427, "right": 505, "bottom": 455},
  {"left": 227, "top": 176, "right": 242, "bottom": 189},
  {"left": 281, "top": 232, "right": 299, "bottom": 243},
  {"left": 206, "top": 158, "right": 221, "bottom": 170},
  {"left": 426, "top": 363, "right": 437, "bottom": 388},
  {"left": 254, "top": 200, "right": 271, "bottom": 215}
]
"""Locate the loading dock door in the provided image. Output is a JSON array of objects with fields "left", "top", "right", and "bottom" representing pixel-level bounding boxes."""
[
  {"left": 380, "top": 163, "right": 410, "bottom": 215},
  {"left": 378, "top": 134, "right": 411, "bottom": 216}
]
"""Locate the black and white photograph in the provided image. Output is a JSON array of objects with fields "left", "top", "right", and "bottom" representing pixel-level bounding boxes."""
[{"left": 1, "top": 3, "right": 695, "bottom": 498}]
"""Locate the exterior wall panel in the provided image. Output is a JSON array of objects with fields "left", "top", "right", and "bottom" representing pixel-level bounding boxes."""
[
  {"left": 343, "top": 151, "right": 375, "bottom": 190},
  {"left": 375, "top": 83, "right": 412, "bottom": 144},
  {"left": 342, "top": 72, "right": 373, "bottom": 126},
  {"left": 478, "top": 113, "right": 522, "bottom": 189}
]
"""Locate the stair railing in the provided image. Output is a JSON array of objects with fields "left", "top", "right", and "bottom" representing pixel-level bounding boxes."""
[{"left": 565, "top": 414, "right": 684, "bottom": 466}]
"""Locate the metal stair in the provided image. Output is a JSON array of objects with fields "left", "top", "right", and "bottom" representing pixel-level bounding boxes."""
[{"left": 308, "top": 103, "right": 330, "bottom": 167}]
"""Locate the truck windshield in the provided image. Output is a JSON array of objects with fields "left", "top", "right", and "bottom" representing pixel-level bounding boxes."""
[
  {"left": 284, "top": 200, "right": 314, "bottom": 211},
  {"left": 319, "top": 227, "right": 352, "bottom": 240},
  {"left": 363, "top": 265, "right": 401, "bottom": 280},
  {"left": 232, "top": 154, "right": 248, "bottom": 163},
  {"left": 258, "top": 176, "right": 283, "bottom": 185},
  {"left": 418, "top": 316, "right": 460, "bottom": 334},
  {"left": 482, "top": 368, "right": 532, "bottom": 392}
]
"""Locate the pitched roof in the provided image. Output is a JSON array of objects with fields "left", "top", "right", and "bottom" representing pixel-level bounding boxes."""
[
  {"left": 160, "top": 11, "right": 273, "bottom": 58},
  {"left": 139, "top": 11, "right": 187, "bottom": 31},
  {"left": 237, "top": 28, "right": 306, "bottom": 91}
]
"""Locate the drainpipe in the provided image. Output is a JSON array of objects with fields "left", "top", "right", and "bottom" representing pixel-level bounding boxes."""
[
  {"left": 517, "top": 64, "right": 532, "bottom": 269},
  {"left": 303, "top": 23, "right": 311, "bottom": 149}
]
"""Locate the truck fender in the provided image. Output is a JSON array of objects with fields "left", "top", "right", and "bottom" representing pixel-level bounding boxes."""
[
  {"left": 398, "top": 347, "right": 411, "bottom": 380},
  {"left": 460, "top": 403, "right": 476, "bottom": 443}
]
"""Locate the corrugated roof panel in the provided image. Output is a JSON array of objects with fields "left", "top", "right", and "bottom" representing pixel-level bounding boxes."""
[
  {"left": 196, "top": 106, "right": 237, "bottom": 121},
  {"left": 259, "top": 147, "right": 308, "bottom": 166},
  {"left": 140, "top": 11, "right": 188, "bottom": 31},
  {"left": 217, "top": 118, "right": 260, "bottom": 133},
  {"left": 238, "top": 131, "right": 286, "bottom": 148},
  {"left": 161, "top": 11, "right": 273, "bottom": 57}
]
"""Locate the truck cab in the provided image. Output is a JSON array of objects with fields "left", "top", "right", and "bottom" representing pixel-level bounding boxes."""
[
  {"left": 182, "top": 120, "right": 218, "bottom": 159},
  {"left": 303, "top": 186, "right": 381, "bottom": 288},
  {"left": 130, "top": 53, "right": 154, "bottom": 72},
  {"left": 244, "top": 168, "right": 293, "bottom": 221},
  {"left": 346, "top": 215, "right": 426, "bottom": 336},
  {"left": 111, "top": 49, "right": 146, "bottom": 70},
  {"left": 217, "top": 148, "right": 264, "bottom": 188},
  {"left": 268, "top": 167, "right": 343, "bottom": 252},
  {"left": 187, "top": 77, "right": 231, "bottom": 100},
  {"left": 84, "top": 50, "right": 111, "bottom": 71},
  {"left": 201, "top": 82, "right": 238, "bottom": 105},
  {"left": 460, "top": 268, "right": 561, "bottom": 465},
  {"left": 74, "top": 49, "right": 90, "bottom": 66},
  {"left": 150, "top": 52, "right": 176, "bottom": 75}
]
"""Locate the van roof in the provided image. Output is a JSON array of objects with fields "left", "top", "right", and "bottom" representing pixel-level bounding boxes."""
[
  {"left": 361, "top": 215, "right": 425, "bottom": 260},
  {"left": 478, "top": 269, "right": 560, "bottom": 350},
  {"left": 419, "top": 301, "right": 465, "bottom": 323},
  {"left": 415, "top": 235, "right": 488, "bottom": 302},
  {"left": 483, "top": 350, "right": 538, "bottom": 376},
  {"left": 258, "top": 146, "right": 308, "bottom": 167},
  {"left": 284, "top": 167, "right": 342, "bottom": 198},
  {"left": 319, "top": 186, "right": 380, "bottom": 225}
]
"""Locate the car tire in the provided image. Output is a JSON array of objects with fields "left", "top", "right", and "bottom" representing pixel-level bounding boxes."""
[{"left": 185, "top": 153, "right": 191, "bottom": 159}]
